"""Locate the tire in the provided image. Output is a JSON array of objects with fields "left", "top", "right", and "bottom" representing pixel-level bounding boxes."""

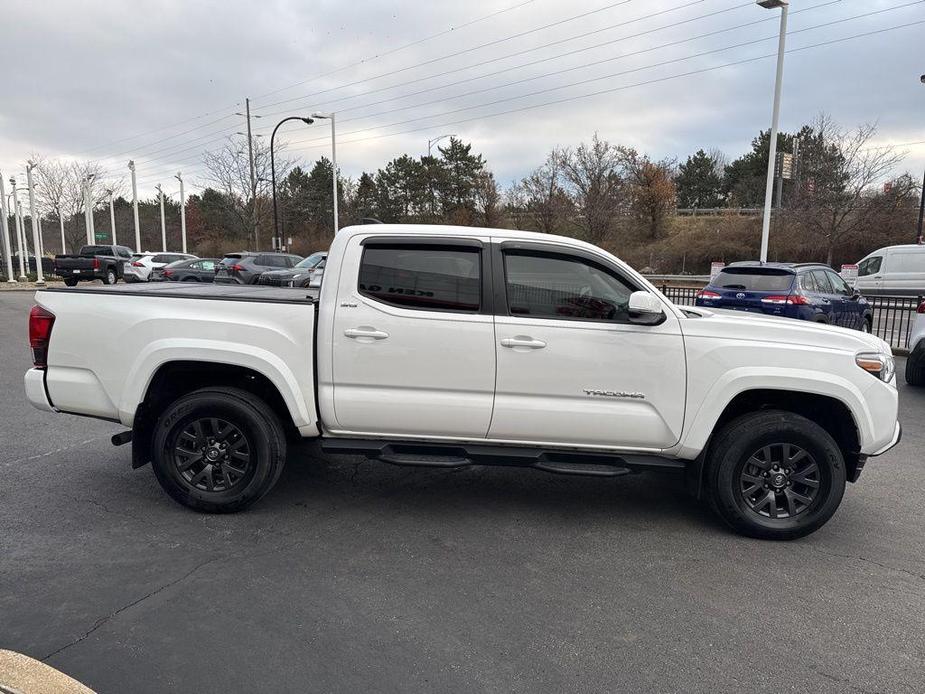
[
  {"left": 151, "top": 387, "right": 287, "bottom": 513},
  {"left": 64, "top": 278, "right": 78, "bottom": 287},
  {"left": 181, "top": 276, "right": 199, "bottom": 282},
  {"left": 906, "top": 346, "right": 925, "bottom": 386},
  {"left": 706, "top": 410, "right": 846, "bottom": 540},
  {"left": 102, "top": 268, "right": 117, "bottom": 285},
  {"left": 862, "top": 317, "right": 872, "bottom": 333}
]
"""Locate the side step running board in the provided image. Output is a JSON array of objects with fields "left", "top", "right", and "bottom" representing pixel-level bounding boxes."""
[{"left": 321, "top": 439, "right": 686, "bottom": 478}]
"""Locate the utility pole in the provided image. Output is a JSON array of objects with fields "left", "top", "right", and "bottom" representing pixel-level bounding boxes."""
[
  {"left": 175, "top": 172, "right": 186, "bottom": 253},
  {"left": 106, "top": 188, "right": 117, "bottom": 245},
  {"left": 155, "top": 184, "right": 166, "bottom": 251},
  {"left": 237, "top": 98, "right": 258, "bottom": 249},
  {"left": 0, "top": 174, "right": 15, "bottom": 283},
  {"left": 128, "top": 161, "right": 141, "bottom": 251}
]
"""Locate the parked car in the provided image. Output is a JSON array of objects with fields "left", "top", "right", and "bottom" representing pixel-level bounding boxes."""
[
  {"left": 257, "top": 251, "right": 327, "bottom": 287},
  {"left": 152, "top": 258, "right": 220, "bottom": 283},
  {"left": 695, "top": 262, "right": 872, "bottom": 332},
  {"left": 854, "top": 245, "right": 925, "bottom": 297},
  {"left": 214, "top": 252, "right": 303, "bottom": 285},
  {"left": 124, "top": 252, "right": 197, "bottom": 283},
  {"left": 54, "top": 244, "right": 134, "bottom": 286},
  {"left": 906, "top": 299, "right": 925, "bottom": 385},
  {"left": 25, "top": 224, "right": 900, "bottom": 540}
]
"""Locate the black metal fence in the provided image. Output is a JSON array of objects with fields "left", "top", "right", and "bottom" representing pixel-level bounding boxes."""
[{"left": 657, "top": 285, "right": 922, "bottom": 353}]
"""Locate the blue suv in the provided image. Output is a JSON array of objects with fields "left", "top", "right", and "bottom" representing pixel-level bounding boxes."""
[{"left": 694, "top": 262, "right": 872, "bottom": 332}]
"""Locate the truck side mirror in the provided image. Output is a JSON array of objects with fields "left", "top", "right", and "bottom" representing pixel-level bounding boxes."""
[{"left": 627, "top": 291, "right": 666, "bottom": 326}]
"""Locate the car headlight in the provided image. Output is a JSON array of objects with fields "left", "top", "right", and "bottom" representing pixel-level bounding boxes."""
[{"left": 856, "top": 352, "right": 895, "bottom": 382}]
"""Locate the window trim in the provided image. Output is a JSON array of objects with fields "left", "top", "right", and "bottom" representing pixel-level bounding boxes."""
[
  {"left": 493, "top": 241, "right": 641, "bottom": 323},
  {"left": 357, "top": 240, "right": 491, "bottom": 315}
]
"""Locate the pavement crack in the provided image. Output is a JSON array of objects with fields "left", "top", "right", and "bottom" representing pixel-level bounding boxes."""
[
  {"left": 40, "top": 554, "right": 224, "bottom": 663},
  {"left": 1, "top": 436, "right": 111, "bottom": 468},
  {"left": 812, "top": 547, "right": 925, "bottom": 582}
]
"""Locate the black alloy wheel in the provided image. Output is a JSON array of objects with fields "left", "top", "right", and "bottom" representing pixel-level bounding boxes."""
[
  {"left": 738, "top": 443, "right": 820, "bottom": 519},
  {"left": 173, "top": 417, "right": 254, "bottom": 493}
]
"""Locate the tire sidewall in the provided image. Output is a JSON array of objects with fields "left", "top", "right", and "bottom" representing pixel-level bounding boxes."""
[
  {"left": 712, "top": 414, "right": 846, "bottom": 539},
  {"left": 152, "top": 392, "right": 278, "bottom": 512}
]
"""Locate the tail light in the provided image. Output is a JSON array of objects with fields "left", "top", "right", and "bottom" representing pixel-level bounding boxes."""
[
  {"left": 696, "top": 290, "right": 721, "bottom": 299},
  {"left": 229, "top": 264, "right": 244, "bottom": 272},
  {"left": 918, "top": 301, "right": 925, "bottom": 314},
  {"left": 29, "top": 305, "right": 55, "bottom": 368},
  {"left": 761, "top": 294, "right": 809, "bottom": 305},
  {"left": 131, "top": 261, "right": 145, "bottom": 267},
  {"left": 162, "top": 270, "right": 173, "bottom": 277},
  {"left": 92, "top": 257, "right": 100, "bottom": 270}
]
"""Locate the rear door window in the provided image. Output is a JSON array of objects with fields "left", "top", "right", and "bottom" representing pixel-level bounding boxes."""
[
  {"left": 358, "top": 244, "right": 481, "bottom": 312},
  {"left": 712, "top": 269, "right": 793, "bottom": 292},
  {"left": 799, "top": 272, "right": 818, "bottom": 292}
]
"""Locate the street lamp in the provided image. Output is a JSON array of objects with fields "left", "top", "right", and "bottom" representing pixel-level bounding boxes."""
[
  {"left": 270, "top": 116, "right": 314, "bottom": 248},
  {"left": 105, "top": 188, "right": 117, "bottom": 246},
  {"left": 128, "top": 161, "right": 141, "bottom": 252},
  {"left": 10, "top": 177, "right": 27, "bottom": 281},
  {"left": 155, "top": 184, "right": 166, "bottom": 252},
  {"left": 757, "top": 0, "right": 789, "bottom": 263},
  {"left": 917, "top": 75, "right": 925, "bottom": 245},
  {"left": 0, "top": 174, "right": 15, "bottom": 283},
  {"left": 311, "top": 112, "right": 339, "bottom": 234},
  {"left": 427, "top": 134, "right": 455, "bottom": 157},
  {"left": 175, "top": 172, "right": 187, "bottom": 253},
  {"left": 84, "top": 173, "right": 96, "bottom": 245},
  {"left": 25, "top": 160, "right": 45, "bottom": 285}
]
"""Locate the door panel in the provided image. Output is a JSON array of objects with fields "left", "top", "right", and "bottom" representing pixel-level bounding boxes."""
[
  {"left": 489, "top": 245, "right": 686, "bottom": 450},
  {"left": 810, "top": 270, "right": 839, "bottom": 324},
  {"left": 331, "top": 237, "right": 496, "bottom": 438}
]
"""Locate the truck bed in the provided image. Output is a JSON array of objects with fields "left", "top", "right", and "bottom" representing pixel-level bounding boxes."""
[{"left": 45, "top": 283, "right": 319, "bottom": 304}]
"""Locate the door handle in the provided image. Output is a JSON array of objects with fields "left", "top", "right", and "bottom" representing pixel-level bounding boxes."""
[
  {"left": 345, "top": 327, "right": 389, "bottom": 340},
  {"left": 501, "top": 336, "right": 547, "bottom": 349}
]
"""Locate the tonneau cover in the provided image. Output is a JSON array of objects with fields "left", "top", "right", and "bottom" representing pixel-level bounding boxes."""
[{"left": 43, "top": 282, "right": 318, "bottom": 304}]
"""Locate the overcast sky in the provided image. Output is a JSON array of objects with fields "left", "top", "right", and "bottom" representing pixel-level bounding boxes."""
[{"left": 1, "top": 0, "right": 922, "bottom": 199}]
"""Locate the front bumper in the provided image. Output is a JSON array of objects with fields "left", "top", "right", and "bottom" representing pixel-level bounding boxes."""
[
  {"left": 24, "top": 368, "right": 55, "bottom": 413},
  {"left": 871, "top": 421, "right": 902, "bottom": 457}
]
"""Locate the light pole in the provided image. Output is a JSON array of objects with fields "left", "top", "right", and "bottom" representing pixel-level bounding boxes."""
[
  {"left": 10, "top": 178, "right": 27, "bottom": 281},
  {"left": 427, "top": 134, "right": 455, "bottom": 157},
  {"left": 155, "top": 184, "right": 166, "bottom": 252},
  {"left": 128, "top": 160, "right": 140, "bottom": 251},
  {"left": 84, "top": 173, "right": 96, "bottom": 245},
  {"left": 916, "top": 74, "right": 925, "bottom": 245},
  {"left": 757, "top": 0, "right": 788, "bottom": 263},
  {"left": 235, "top": 99, "right": 261, "bottom": 248},
  {"left": 175, "top": 172, "right": 187, "bottom": 253},
  {"left": 55, "top": 203, "right": 66, "bottom": 255},
  {"left": 0, "top": 175, "right": 15, "bottom": 283},
  {"left": 312, "top": 112, "right": 339, "bottom": 234},
  {"left": 105, "top": 188, "right": 117, "bottom": 245},
  {"left": 270, "top": 116, "right": 314, "bottom": 248},
  {"left": 25, "top": 161, "right": 45, "bottom": 285}
]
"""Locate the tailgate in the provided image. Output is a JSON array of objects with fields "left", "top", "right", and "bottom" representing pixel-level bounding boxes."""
[{"left": 54, "top": 257, "right": 96, "bottom": 271}]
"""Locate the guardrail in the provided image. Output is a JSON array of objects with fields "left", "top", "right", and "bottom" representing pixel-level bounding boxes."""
[{"left": 657, "top": 284, "right": 922, "bottom": 354}]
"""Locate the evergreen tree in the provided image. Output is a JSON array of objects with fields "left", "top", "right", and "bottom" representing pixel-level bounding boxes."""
[{"left": 676, "top": 150, "right": 723, "bottom": 208}]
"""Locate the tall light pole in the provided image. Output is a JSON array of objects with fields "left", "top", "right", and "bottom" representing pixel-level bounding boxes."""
[
  {"left": 128, "top": 160, "right": 140, "bottom": 251},
  {"left": 55, "top": 203, "right": 66, "bottom": 255},
  {"left": 105, "top": 188, "right": 117, "bottom": 245},
  {"left": 916, "top": 74, "right": 925, "bottom": 245},
  {"left": 270, "top": 116, "right": 314, "bottom": 248},
  {"left": 0, "top": 175, "right": 15, "bottom": 283},
  {"left": 312, "top": 112, "right": 339, "bottom": 234},
  {"left": 84, "top": 173, "right": 96, "bottom": 245},
  {"left": 757, "top": 0, "right": 788, "bottom": 263},
  {"left": 175, "top": 172, "right": 187, "bottom": 253},
  {"left": 10, "top": 178, "right": 27, "bottom": 281},
  {"left": 235, "top": 99, "right": 260, "bottom": 248},
  {"left": 155, "top": 184, "right": 166, "bottom": 251},
  {"left": 427, "top": 134, "right": 455, "bottom": 157},
  {"left": 25, "top": 161, "right": 45, "bottom": 285}
]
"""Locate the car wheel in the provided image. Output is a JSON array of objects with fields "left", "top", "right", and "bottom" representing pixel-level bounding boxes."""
[
  {"left": 181, "top": 276, "right": 199, "bottom": 282},
  {"left": 151, "top": 387, "right": 287, "bottom": 513},
  {"left": 862, "top": 317, "right": 872, "bottom": 333},
  {"left": 906, "top": 346, "right": 925, "bottom": 386},
  {"left": 706, "top": 410, "right": 846, "bottom": 540},
  {"left": 103, "top": 268, "right": 117, "bottom": 285},
  {"left": 64, "top": 278, "right": 78, "bottom": 287}
]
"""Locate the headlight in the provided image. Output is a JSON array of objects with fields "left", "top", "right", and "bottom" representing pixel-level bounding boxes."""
[{"left": 856, "top": 352, "right": 895, "bottom": 382}]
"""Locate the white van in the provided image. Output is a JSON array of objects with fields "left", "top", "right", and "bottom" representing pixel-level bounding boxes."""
[{"left": 854, "top": 245, "right": 925, "bottom": 297}]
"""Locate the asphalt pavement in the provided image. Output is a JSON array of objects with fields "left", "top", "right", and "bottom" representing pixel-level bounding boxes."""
[{"left": 1, "top": 289, "right": 924, "bottom": 693}]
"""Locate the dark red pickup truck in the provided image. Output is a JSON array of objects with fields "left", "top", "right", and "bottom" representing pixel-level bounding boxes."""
[{"left": 54, "top": 244, "right": 134, "bottom": 286}]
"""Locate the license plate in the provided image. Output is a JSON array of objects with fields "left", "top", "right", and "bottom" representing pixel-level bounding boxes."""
[{"left": 72, "top": 269, "right": 80, "bottom": 274}]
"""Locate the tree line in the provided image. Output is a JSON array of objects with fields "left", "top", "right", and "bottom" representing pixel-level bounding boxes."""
[{"left": 6, "top": 113, "right": 919, "bottom": 275}]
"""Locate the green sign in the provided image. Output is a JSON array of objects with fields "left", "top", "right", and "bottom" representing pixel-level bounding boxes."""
[{"left": 95, "top": 233, "right": 107, "bottom": 241}]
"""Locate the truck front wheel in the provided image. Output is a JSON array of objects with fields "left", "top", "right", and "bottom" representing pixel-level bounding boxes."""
[
  {"left": 706, "top": 410, "right": 846, "bottom": 540},
  {"left": 151, "top": 387, "right": 286, "bottom": 513}
]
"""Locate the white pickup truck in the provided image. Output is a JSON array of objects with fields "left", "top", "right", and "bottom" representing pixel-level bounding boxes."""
[{"left": 25, "top": 225, "right": 901, "bottom": 539}]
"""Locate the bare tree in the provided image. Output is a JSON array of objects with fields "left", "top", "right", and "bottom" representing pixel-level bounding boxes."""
[
  {"left": 202, "top": 135, "right": 293, "bottom": 249},
  {"left": 474, "top": 171, "right": 503, "bottom": 227},
  {"left": 793, "top": 116, "right": 908, "bottom": 264},
  {"left": 515, "top": 152, "right": 574, "bottom": 234},
  {"left": 558, "top": 134, "right": 625, "bottom": 244},
  {"left": 32, "top": 158, "right": 111, "bottom": 253},
  {"left": 620, "top": 149, "right": 676, "bottom": 239}
]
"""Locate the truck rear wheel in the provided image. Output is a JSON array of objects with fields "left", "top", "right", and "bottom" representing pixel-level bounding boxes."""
[
  {"left": 151, "top": 387, "right": 286, "bottom": 513},
  {"left": 64, "top": 278, "right": 78, "bottom": 287},
  {"left": 706, "top": 410, "right": 846, "bottom": 540},
  {"left": 103, "top": 268, "right": 117, "bottom": 285}
]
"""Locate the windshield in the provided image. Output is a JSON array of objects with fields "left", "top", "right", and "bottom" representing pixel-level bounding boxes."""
[
  {"left": 713, "top": 269, "right": 794, "bottom": 292},
  {"left": 295, "top": 252, "right": 326, "bottom": 269}
]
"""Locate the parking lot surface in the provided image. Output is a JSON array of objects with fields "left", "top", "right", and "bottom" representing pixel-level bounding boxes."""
[{"left": 2, "top": 289, "right": 924, "bottom": 693}]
